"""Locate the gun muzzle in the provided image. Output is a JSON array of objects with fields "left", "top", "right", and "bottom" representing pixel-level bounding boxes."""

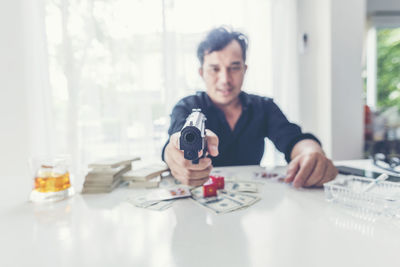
[{"left": 180, "top": 109, "right": 207, "bottom": 164}]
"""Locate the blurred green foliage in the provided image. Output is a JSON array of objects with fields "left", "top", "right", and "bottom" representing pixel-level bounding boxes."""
[{"left": 377, "top": 28, "right": 400, "bottom": 109}]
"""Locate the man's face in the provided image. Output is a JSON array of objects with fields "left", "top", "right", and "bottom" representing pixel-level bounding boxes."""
[{"left": 199, "top": 40, "right": 247, "bottom": 107}]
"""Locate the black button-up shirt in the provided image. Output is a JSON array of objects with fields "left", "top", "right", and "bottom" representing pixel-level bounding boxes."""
[{"left": 162, "top": 91, "right": 320, "bottom": 166}]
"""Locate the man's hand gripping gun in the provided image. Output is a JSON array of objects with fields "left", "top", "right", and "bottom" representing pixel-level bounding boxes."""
[{"left": 180, "top": 109, "right": 207, "bottom": 164}]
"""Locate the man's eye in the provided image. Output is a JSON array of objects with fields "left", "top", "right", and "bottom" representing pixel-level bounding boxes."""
[
  {"left": 230, "top": 66, "right": 241, "bottom": 71},
  {"left": 211, "top": 67, "right": 219, "bottom": 72}
]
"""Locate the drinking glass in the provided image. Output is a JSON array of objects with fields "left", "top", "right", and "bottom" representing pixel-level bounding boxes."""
[{"left": 29, "top": 156, "right": 74, "bottom": 202}]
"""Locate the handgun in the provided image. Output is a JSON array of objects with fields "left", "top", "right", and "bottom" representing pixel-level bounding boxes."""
[{"left": 180, "top": 109, "right": 207, "bottom": 164}]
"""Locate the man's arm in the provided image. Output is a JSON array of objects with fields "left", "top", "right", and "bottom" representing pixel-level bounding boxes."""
[
  {"left": 284, "top": 139, "right": 338, "bottom": 188},
  {"left": 261, "top": 98, "right": 337, "bottom": 187}
]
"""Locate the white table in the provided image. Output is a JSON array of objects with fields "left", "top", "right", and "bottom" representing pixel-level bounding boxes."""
[{"left": 1, "top": 160, "right": 400, "bottom": 267}]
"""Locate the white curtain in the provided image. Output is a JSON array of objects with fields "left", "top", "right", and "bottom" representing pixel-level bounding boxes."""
[
  {"left": 24, "top": 0, "right": 299, "bottom": 186},
  {"left": 263, "top": 0, "right": 300, "bottom": 165}
]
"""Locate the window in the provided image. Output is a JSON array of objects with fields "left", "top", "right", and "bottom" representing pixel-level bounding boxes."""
[
  {"left": 365, "top": 15, "right": 400, "bottom": 155},
  {"left": 43, "top": 0, "right": 276, "bottom": 181},
  {"left": 376, "top": 28, "right": 400, "bottom": 109}
]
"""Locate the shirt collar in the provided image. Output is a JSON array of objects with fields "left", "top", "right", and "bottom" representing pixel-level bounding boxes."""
[
  {"left": 201, "top": 91, "right": 251, "bottom": 111},
  {"left": 239, "top": 91, "right": 251, "bottom": 110}
]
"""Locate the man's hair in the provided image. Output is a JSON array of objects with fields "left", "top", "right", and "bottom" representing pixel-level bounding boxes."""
[{"left": 197, "top": 26, "right": 248, "bottom": 66}]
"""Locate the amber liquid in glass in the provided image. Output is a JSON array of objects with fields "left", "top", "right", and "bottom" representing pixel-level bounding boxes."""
[{"left": 34, "top": 172, "right": 71, "bottom": 193}]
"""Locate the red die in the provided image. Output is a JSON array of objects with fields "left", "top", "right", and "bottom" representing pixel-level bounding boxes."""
[
  {"left": 203, "top": 180, "right": 217, "bottom": 197},
  {"left": 210, "top": 175, "right": 225, "bottom": 189}
]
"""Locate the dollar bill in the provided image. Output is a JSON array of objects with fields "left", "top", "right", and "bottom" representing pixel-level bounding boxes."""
[
  {"left": 145, "top": 200, "right": 173, "bottom": 211},
  {"left": 190, "top": 183, "right": 260, "bottom": 214},
  {"left": 203, "top": 197, "right": 243, "bottom": 214},
  {"left": 190, "top": 194, "right": 242, "bottom": 214},
  {"left": 128, "top": 195, "right": 161, "bottom": 208},
  {"left": 220, "top": 191, "right": 260, "bottom": 207},
  {"left": 190, "top": 188, "right": 250, "bottom": 214},
  {"left": 224, "top": 181, "right": 258, "bottom": 193}
]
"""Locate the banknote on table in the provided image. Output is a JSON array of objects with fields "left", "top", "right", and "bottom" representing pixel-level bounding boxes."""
[
  {"left": 224, "top": 181, "right": 259, "bottom": 193},
  {"left": 146, "top": 200, "right": 174, "bottom": 211},
  {"left": 127, "top": 186, "right": 191, "bottom": 211},
  {"left": 127, "top": 198, "right": 173, "bottom": 211},
  {"left": 220, "top": 191, "right": 260, "bottom": 208},
  {"left": 144, "top": 186, "right": 191, "bottom": 201},
  {"left": 128, "top": 194, "right": 163, "bottom": 208},
  {"left": 127, "top": 176, "right": 261, "bottom": 213},
  {"left": 190, "top": 181, "right": 260, "bottom": 214},
  {"left": 196, "top": 196, "right": 244, "bottom": 214},
  {"left": 190, "top": 187, "right": 243, "bottom": 214}
]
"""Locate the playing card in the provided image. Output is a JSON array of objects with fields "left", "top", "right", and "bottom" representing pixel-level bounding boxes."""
[
  {"left": 253, "top": 171, "right": 285, "bottom": 182},
  {"left": 144, "top": 186, "right": 191, "bottom": 201}
]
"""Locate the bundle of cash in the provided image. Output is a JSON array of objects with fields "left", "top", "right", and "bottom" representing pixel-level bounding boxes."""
[
  {"left": 122, "top": 162, "right": 169, "bottom": 188},
  {"left": 122, "top": 162, "right": 169, "bottom": 181},
  {"left": 126, "top": 176, "right": 161, "bottom": 189},
  {"left": 82, "top": 157, "right": 139, "bottom": 194}
]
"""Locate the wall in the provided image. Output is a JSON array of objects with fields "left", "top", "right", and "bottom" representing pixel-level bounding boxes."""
[
  {"left": 367, "top": 0, "right": 400, "bottom": 14},
  {"left": 297, "top": 0, "right": 365, "bottom": 160},
  {"left": 297, "top": 0, "right": 331, "bottom": 155},
  {"left": 331, "top": 0, "right": 365, "bottom": 159},
  {"left": 0, "top": 1, "right": 30, "bottom": 177},
  {"left": 0, "top": 1, "right": 50, "bottom": 177}
]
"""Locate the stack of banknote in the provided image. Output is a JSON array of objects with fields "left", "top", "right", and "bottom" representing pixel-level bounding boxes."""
[
  {"left": 122, "top": 162, "right": 169, "bottom": 189},
  {"left": 82, "top": 157, "right": 140, "bottom": 194}
]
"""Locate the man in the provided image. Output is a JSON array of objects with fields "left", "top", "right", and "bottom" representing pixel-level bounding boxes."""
[{"left": 162, "top": 27, "right": 338, "bottom": 187}]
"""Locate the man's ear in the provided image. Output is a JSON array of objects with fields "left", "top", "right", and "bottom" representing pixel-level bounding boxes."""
[
  {"left": 198, "top": 67, "right": 204, "bottom": 78},
  {"left": 244, "top": 64, "right": 248, "bottom": 73}
]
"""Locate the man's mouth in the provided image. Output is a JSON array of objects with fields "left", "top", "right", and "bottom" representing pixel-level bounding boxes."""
[{"left": 217, "top": 88, "right": 233, "bottom": 96}]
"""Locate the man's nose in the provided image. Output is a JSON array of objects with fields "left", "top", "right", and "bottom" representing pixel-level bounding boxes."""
[{"left": 218, "top": 68, "right": 231, "bottom": 85}]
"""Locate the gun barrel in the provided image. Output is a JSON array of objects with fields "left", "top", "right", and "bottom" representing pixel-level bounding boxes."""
[{"left": 180, "top": 109, "right": 207, "bottom": 164}]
